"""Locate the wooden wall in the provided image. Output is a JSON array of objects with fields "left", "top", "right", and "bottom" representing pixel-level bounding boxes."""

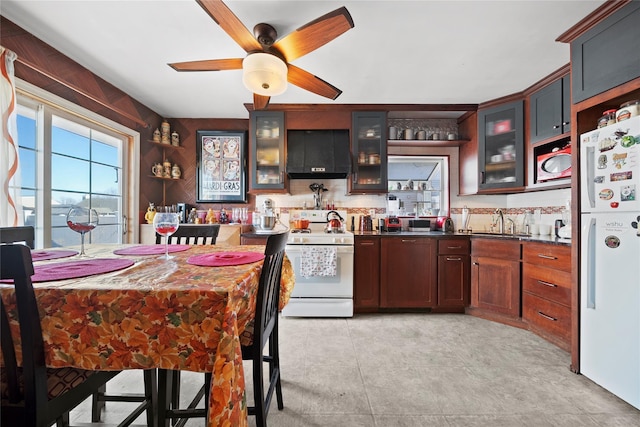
[{"left": 1, "top": 17, "right": 250, "bottom": 218}]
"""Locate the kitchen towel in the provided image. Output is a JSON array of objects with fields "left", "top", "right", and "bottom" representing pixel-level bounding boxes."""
[{"left": 299, "top": 246, "right": 337, "bottom": 278}]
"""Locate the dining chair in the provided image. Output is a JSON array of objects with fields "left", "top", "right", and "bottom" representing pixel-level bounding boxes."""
[
  {"left": 0, "top": 243, "right": 157, "bottom": 427},
  {"left": 157, "top": 231, "right": 289, "bottom": 427},
  {"left": 0, "top": 226, "right": 35, "bottom": 249},
  {"left": 155, "top": 224, "right": 220, "bottom": 245}
]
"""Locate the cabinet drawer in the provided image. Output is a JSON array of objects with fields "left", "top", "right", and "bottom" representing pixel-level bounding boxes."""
[
  {"left": 522, "top": 293, "right": 571, "bottom": 343},
  {"left": 522, "top": 242, "right": 571, "bottom": 272},
  {"left": 438, "top": 239, "right": 470, "bottom": 255},
  {"left": 472, "top": 238, "right": 520, "bottom": 261},
  {"left": 522, "top": 263, "right": 571, "bottom": 307}
]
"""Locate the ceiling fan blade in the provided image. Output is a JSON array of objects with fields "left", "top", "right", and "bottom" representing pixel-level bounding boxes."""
[
  {"left": 273, "top": 6, "right": 354, "bottom": 63},
  {"left": 169, "top": 58, "right": 243, "bottom": 72},
  {"left": 287, "top": 64, "right": 342, "bottom": 100},
  {"left": 196, "top": 0, "right": 262, "bottom": 52},
  {"left": 253, "top": 93, "right": 271, "bottom": 110}
]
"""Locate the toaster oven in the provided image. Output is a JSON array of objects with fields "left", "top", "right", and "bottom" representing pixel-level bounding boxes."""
[{"left": 537, "top": 145, "right": 572, "bottom": 182}]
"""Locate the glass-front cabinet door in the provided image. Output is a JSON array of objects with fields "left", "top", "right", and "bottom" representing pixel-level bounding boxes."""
[
  {"left": 350, "top": 111, "right": 387, "bottom": 193},
  {"left": 250, "top": 111, "right": 287, "bottom": 192},
  {"left": 477, "top": 100, "right": 524, "bottom": 191}
]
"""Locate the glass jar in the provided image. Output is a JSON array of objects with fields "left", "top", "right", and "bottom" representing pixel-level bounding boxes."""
[
  {"left": 597, "top": 109, "right": 618, "bottom": 128},
  {"left": 616, "top": 100, "right": 640, "bottom": 122}
]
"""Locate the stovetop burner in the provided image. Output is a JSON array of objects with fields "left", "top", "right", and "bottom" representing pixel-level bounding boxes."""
[{"left": 291, "top": 228, "right": 311, "bottom": 233}]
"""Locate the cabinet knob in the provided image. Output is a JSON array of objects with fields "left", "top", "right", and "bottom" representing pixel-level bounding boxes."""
[
  {"left": 562, "top": 121, "right": 570, "bottom": 126},
  {"left": 537, "top": 254, "right": 557, "bottom": 260},
  {"left": 472, "top": 262, "right": 479, "bottom": 266},
  {"left": 446, "top": 257, "right": 462, "bottom": 261},
  {"left": 553, "top": 125, "right": 560, "bottom": 129}
]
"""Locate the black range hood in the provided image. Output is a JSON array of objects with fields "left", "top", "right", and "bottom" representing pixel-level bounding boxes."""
[{"left": 286, "top": 129, "right": 351, "bottom": 179}]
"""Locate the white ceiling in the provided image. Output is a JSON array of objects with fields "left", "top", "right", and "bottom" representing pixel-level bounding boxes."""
[{"left": 1, "top": 0, "right": 605, "bottom": 119}]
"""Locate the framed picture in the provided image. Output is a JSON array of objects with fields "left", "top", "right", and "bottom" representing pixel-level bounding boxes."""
[{"left": 196, "top": 130, "right": 247, "bottom": 203}]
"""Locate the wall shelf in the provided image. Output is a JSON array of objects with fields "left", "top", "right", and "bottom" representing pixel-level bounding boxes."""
[{"left": 388, "top": 139, "right": 469, "bottom": 148}]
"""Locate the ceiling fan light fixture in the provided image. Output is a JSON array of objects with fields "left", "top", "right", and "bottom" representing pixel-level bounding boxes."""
[{"left": 242, "top": 52, "right": 288, "bottom": 96}]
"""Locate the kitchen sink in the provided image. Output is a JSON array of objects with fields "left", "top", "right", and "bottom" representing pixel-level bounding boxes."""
[{"left": 470, "top": 231, "right": 532, "bottom": 238}]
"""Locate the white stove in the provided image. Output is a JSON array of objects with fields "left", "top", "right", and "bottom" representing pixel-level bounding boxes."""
[{"left": 282, "top": 210, "right": 354, "bottom": 318}]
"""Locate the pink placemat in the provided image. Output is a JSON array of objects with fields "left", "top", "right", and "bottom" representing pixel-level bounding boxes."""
[
  {"left": 113, "top": 245, "right": 191, "bottom": 255},
  {"left": 31, "top": 249, "right": 78, "bottom": 261},
  {"left": 187, "top": 251, "right": 265, "bottom": 267},
  {"left": 26, "top": 258, "right": 134, "bottom": 283}
]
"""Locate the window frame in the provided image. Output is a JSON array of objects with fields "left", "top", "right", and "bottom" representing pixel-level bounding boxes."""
[{"left": 15, "top": 78, "right": 140, "bottom": 247}]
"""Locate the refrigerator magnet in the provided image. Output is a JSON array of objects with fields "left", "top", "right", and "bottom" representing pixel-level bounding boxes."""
[
  {"left": 605, "top": 235, "right": 620, "bottom": 248},
  {"left": 599, "top": 189, "right": 614, "bottom": 200},
  {"left": 598, "top": 154, "right": 607, "bottom": 169}
]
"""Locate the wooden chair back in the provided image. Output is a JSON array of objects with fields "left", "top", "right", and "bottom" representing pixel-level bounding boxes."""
[
  {"left": 155, "top": 224, "right": 220, "bottom": 245},
  {"left": 0, "top": 226, "right": 35, "bottom": 249}
]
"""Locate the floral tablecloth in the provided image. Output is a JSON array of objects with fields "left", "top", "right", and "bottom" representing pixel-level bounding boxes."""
[{"left": 0, "top": 244, "right": 295, "bottom": 427}]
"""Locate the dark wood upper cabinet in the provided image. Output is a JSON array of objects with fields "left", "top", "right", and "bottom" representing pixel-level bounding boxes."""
[
  {"left": 529, "top": 76, "right": 571, "bottom": 144},
  {"left": 570, "top": 1, "right": 640, "bottom": 104},
  {"left": 477, "top": 100, "right": 525, "bottom": 192},
  {"left": 349, "top": 112, "right": 388, "bottom": 194},
  {"left": 249, "top": 111, "right": 287, "bottom": 193}
]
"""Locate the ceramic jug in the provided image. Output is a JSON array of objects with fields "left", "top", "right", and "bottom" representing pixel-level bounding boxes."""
[
  {"left": 144, "top": 203, "right": 156, "bottom": 224},
  {"left": 171, "top": 164, "right": 181, "bottom": 179},
  {"left": 152, "top": 163, "right": 163, "bottom": 177}
]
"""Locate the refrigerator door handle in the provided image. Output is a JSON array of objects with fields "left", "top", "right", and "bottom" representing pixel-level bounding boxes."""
[
  {"left": 587, "top": 217, "right": 597, "bottom": 309},
  {"left": 586, "top": 146, "right": 596, "bottom": 209}
]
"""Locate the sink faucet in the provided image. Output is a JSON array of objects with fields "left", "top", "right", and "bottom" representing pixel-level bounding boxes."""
[
  {"left": 505, "top": 218, "right": 515, "bottom": 234},
  {"left": 494, "top": 209, "right": 504, "bottom": 234}
]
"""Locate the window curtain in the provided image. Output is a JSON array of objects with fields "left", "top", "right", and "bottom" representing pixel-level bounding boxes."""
[{"left": 0, "top": 46, "right": 22, "bottom": 227}]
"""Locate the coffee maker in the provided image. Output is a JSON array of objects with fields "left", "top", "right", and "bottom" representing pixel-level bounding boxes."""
[{"left": 176, "top": 203, "right": 190, "bottom": 223}]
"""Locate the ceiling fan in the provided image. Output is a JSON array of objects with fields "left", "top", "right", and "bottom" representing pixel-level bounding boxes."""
[{"left": 169, "top": 0, "right": 354, "bottom": 110}]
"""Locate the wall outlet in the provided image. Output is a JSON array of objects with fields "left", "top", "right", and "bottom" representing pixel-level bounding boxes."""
[{"left": 369, "top": 209, "right": 376, "bottom": 217}]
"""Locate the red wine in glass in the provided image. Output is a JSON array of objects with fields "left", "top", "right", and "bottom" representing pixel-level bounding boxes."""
[
  {"left": 66, "top": 207, "right": 99, "bottom": 256},
  {"left": 153, "top": 209, "right": 180, "bottom": 259}
]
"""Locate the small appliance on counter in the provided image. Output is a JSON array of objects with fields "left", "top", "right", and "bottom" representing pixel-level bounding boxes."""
[
  {"left": 176, "top": 203, "right": 190, "bottom": 223},
  {"left": 384, "top": 216, "right": 401, "bottom": 232},
  {"left": 408, "top": 219, "right": 431, "bottom": 232}
]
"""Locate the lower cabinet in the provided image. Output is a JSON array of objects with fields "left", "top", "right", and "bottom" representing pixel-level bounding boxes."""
[
  {"left": 353, "top": 235, "right": 472, "bottom": 312},
  {"left": 380, "top": 237, "right": 437, "bottom": 308},
  {"left": 354, "top": 236, "right": 380, "bottom": 311},
  {"left": 437, "top": 238, "right": 470, "bottom": 308},
  {"left": 240, "top": 234, "right": 268, "bottom": 245},
  {"left": 470, "top": 238, "right": 521, "bottom": 318},
  {"left": 521, "top": 242, "right": 571, "bottom": 350}
]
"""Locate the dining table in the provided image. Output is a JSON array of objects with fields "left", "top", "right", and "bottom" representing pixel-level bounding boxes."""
[{"left": 0, "top": 243, "right": 295, "bottom": 427}]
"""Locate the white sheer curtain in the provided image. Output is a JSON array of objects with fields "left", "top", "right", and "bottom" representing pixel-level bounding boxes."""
[{"left": 0, "top": 46, "right": 22, "bottom": 227}]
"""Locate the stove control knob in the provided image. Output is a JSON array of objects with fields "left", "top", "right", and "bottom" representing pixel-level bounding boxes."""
[
  {"left": 333, "top": 237, "right": 344, "bottom": 244},
  {"left": 292, "top": 236, "right": 303, "bottom": 244}
]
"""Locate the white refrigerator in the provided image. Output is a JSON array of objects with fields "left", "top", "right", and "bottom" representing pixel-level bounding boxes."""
[{"left": 580, "top": 115, "right": 640, "bottom": 409}]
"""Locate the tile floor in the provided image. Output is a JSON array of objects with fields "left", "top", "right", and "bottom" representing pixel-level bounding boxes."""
[{"left": 70, "top": 313, "right": 640, "bottom": 426}]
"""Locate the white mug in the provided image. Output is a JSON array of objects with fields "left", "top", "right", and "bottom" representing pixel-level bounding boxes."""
[{"left": 539, "top": 224, "right": 552, "bottom": 235}]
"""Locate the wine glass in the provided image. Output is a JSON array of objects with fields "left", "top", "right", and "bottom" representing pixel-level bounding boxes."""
[
  {"left": 66, "top": 207, "right": 99, "bottom": 257},
  {"left": 153, "top": 206, "right": 180, "bottom": 259}
]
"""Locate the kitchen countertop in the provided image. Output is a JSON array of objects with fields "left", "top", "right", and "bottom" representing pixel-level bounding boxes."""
[{"left": 353, "top": 230, "right": 571, "bottom": 246}]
